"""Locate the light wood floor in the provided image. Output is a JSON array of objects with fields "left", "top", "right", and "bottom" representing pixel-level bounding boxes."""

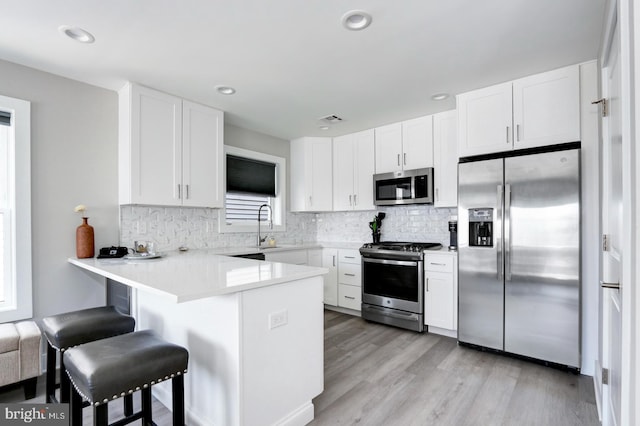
[
  {"left": 0, "top": 310, "right": 600, "bottom": 425},
  {"left": 311, "top": 310, "right": 600, "bottom": 426}
]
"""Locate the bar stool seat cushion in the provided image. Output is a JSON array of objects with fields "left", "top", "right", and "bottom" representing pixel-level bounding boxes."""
[
  {"left": 42, "top": 306, "right": 135, "bottom": 351},
  {"left": 64, "top": 330, "right": 188, "bottom": 406}
]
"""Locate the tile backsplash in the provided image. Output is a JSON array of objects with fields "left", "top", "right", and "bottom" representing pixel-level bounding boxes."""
[{"left": 120, "top": 205, "right": 456, "bottom": 251}]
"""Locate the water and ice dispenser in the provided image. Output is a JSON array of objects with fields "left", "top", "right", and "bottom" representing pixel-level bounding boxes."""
[{"left": 468, "top": 208, "right": 493, "bottom": 247}]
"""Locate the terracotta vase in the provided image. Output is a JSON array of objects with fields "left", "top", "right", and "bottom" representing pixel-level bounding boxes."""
[{"left": 76, "top": 217, "right": 95, "bottom": 258}]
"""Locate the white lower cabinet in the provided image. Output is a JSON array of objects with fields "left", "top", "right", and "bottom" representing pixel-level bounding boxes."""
[
  {"left": 338, "top": 284, "right": 361, "bottom": 311},
  {"left": 321, "top": 249, "right": 338, "bottom": 306},
  {"left": 424, "top": 252, "right": 458, "bottom": 332},
  {"left": 337, "top": 249, "right": 361, "bottom": 311}
]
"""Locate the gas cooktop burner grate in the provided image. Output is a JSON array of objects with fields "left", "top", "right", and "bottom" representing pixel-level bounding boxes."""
[{"left": 360, "top": 241, "right": 442, "bottom": 253}]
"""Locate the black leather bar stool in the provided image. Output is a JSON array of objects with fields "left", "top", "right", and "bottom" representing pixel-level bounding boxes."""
[
  {"left": 64, "top": 330, "right": 189, "bottom": 426},
  {"left": 42, "top": 306, "right": 135, "bottom": 406}
]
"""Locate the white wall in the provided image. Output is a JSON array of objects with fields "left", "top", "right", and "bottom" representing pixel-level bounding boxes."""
[{"left": 0, "top": 59, "right": 119, "bottom": 322}]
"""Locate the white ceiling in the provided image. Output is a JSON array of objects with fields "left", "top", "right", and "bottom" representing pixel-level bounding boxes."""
[{"left": 0, "top": 1, "right": 606, "bottom": 140}]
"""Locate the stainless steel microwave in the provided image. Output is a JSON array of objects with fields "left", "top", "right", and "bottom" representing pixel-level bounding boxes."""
[{"left": 373, "top": 168, "right": 434, "bottom": 206}]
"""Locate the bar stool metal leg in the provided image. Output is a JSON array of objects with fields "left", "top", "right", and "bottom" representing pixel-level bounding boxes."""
[
  {"left": 124, "top": 394, "right": 134, "bottom": 416},
  {"left": 141, "top": 387, "right": 153, "bottom": 425},
  {"left": 172, "top": 375, "right": 185, "bottom": 426},
  {"left": 70, "top": 385, "right": 83, "bottom": 426},
  {"left": 60, "top": 354, "right": 71, "bottom": 403},
  {"left": 94, "top": 404, "right": 108, "bottom": 426},
  {"left": 45, "top": 342, "right": 57, "bottom": 403}
]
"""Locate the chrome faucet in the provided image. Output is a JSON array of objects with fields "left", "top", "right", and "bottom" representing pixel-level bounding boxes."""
[{"left": 257, "top": 204, "right": 273, "bottom": 247}]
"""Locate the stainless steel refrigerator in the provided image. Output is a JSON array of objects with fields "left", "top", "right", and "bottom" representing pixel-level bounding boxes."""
[{"left": 457, "top": 147, "right": 580, "bottom": 368}]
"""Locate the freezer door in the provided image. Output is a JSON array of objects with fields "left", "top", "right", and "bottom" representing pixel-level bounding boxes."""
[
  {"left": 504, "top": 149, "right": 580, "bottom": 367},
  {"left": 458, "top": 158, "right": 504, "bottom": 350}
]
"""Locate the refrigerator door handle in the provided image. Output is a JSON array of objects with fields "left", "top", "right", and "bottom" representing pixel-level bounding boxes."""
[
  {"left": 497, "top": 185, "right": 503, "bottom": 281},
  {"left": 505, "top": 184, "right": 511, "bottom": 281}
]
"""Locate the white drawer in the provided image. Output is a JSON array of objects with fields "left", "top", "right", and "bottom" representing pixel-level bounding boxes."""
[
  {"left": 424, "top": 254, "right": 454, "bottom": 273},
  {"left": 339, "top": 263, "right": 361, "bottom": 286},
  {"left": 338, "top": 284, "right": 361, "bottom": 310},
  {"left": 338, "top": 249, "right": 361, "bottom": 264}
]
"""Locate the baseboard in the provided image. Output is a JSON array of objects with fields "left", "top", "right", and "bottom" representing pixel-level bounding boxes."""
[
  {"left": 324, "top": 305, "right": 361, "bottom": 317},
  {"left": 274, "top": 401, "right": 315, "bottom": 426}
]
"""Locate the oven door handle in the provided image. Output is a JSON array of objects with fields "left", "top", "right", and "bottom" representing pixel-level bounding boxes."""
[{"left": 362, "top": 257, "right": 419, "bottom": 267}]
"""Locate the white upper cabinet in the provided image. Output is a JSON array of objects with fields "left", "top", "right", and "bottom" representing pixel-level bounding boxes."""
[
  {"left": 433, "top": 110, "right": 458, "bottom": 208},
  {"left": 374, "top": 122, "right": 402, "bottom": 174},
  {"left": 374, "top": 115, "right": 433, "bottom": 174},
  {"left": 457, "top": 64, "right": 580, "bottom": 158},
  {"left": 457, "top": 81, "right": 513, "bottom": 157},
  {"left": 512, "top": 65, "right": 580, "bottom": 150},
  {"left": 333, "top": 129, "right": 375, "bottom": 211},
  {"left": 290, "top": 137, "right": 333, "bottom": 212},
  {"left": 119, "top": 83, "right": 223, "bottom": 207},
  {"left": 402, "top": 115, "right": 434, "bottom": 171},
  {"left": 182, "top": 100, "right": 224, "bottom": 207}
]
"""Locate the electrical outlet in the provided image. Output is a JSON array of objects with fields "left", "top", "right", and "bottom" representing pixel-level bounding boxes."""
[{"left": 269, "top": 309, "right": 288, "bottom": 329}]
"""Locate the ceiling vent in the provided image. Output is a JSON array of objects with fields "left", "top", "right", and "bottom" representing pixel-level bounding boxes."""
[{"left": 319, "top": 114, "right": 344, "bottom": 124}]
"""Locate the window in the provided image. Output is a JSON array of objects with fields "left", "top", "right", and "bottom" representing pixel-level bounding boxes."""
[
  {"left": 0, "top": 95, "right": 32, "bottom": 322},
  {"left": 219, "top": 146, "right": 286, "bottom": 233}
]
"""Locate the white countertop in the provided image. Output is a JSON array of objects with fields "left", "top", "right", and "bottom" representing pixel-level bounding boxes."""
[{"left": 68, "top": 249, "right": 328, "bottom": 303}]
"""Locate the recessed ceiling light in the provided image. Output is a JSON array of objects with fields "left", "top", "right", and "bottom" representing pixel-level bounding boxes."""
[
  {"left": 319, "top": 125, "right": 330, "bottom": 131},
  {"left": 431, "top": 93, "right": 450, "bottom": 101},
  {"left": 215, "top": 85, "right": 236, "bottom": 95},
  {"left": 58, "top": 26, "right": 95, "bottom": 43},
  {"left": 341, "top": 10, "right": 372, "bottom": 31}
]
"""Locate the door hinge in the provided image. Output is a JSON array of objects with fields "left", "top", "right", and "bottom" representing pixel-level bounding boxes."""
[
  {"left": 602, "top": 367, "right": 609, "bottom": 385},
  {"left": 603, "top": 234, "right": 610, "bottom": 252},
  {"left": 592, "top": 98, "right": 608, "bottom": 117}
]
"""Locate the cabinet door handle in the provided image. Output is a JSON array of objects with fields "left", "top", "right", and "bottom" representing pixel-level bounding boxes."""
[
  {"left": 344, "top": 273, "right": 356, "bottom": 277},
  {"left": 177, "top": 184, "right": 181, "bottom": 199},
  {"left": 186, "top": 184, "right": 190, "bottom": 199},
  {"left": 353, "top": 194, "right": 357, "bottom": 205},
  {"left": 309, "top": 196, "right": 312, "bottom": 207},
  {"left": 344, "top": 256, "right": 355, "bottom": 259},
  {"left": 430, "top": 262, "right": 446, "bottom": 266},
  {"left": 506, "top": 126, "right": 510, "bottom": 144},
  {"left": 516, "top": 124, "right": 521, "bottom": 142},
  {"left": 426, "top": 278, "right": 429, "bottom": 292},
  {"left": 397, "top": 154, "right": 400, "bottom": 166},
  {"left": 349, "top": 195, "right": 352, "bottom": 206},
  {"left": 344, "top": 296, "right": 356, "bottom": 300},
  {"left": 333, "top": 255, "right": 336, "bottom": 267},
  {"left": 403, "top": 153, "right": 407, "bottom": 165},
  {"left": 435, "top": 188, "right": 439, "bottom": 201}
]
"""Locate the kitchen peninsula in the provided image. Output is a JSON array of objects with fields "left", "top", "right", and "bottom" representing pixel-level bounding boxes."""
[{"left": 68, "top": 250, "right": 327, "bottom": 426}]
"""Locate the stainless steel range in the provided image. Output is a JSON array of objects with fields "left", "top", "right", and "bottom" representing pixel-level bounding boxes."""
[{"left": 360, "top": 241, "right": 442, "bottom": 332}]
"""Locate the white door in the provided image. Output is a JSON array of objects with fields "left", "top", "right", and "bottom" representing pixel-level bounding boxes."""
[{"left": 600, "top": 4, "right": 623, "bottom": 425}]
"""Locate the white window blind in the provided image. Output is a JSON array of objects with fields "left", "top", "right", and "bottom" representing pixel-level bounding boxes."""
[{"left": 225, "top": 192, "right": 271, "bottom": 224}]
